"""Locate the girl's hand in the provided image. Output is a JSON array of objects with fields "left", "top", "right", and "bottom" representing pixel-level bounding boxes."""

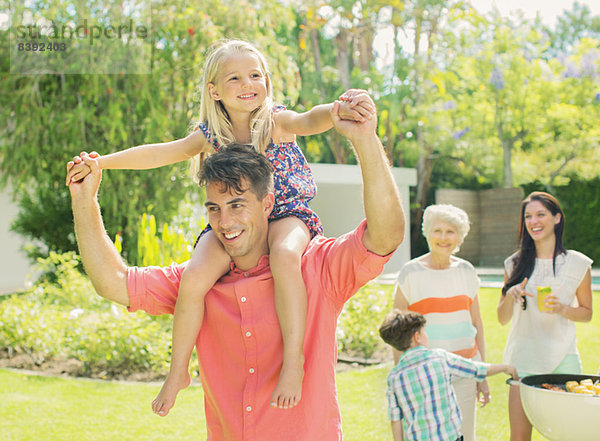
[
  {"left": 507, "top": 278, "right": 534, "bottom": 308},
  {"left": 337, "top": 90, "right": 376, "bottom": 122},
  {"left": 339, "top": 88, "right": 371, "bottom": 106},
  {"left": 543, "top": 295, "right": 566, "bottom": 316},
  {"left": 338, "top": 100, "right": 373, "bottom": 122},
  {"left": 66, "top": 151, "right": 100, "bottom": 185},
  {"left": 477, "top": 379, "right": 491, "bottom": 407}
]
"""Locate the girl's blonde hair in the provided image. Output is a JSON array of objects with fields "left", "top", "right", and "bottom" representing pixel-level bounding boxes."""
[{"left": 199, "top": 39, "right": 275, "bottom": 154}]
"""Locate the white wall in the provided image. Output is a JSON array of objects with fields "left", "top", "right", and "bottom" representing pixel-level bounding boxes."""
[
  {"left": 0, "top": 184, "right": 33, "bottom": 294},
  {"left": 0, "top": 164, "right": 417, "bottom": 293},
  {"left": 309, "top": 163, "right": 416, "bottom": 275}
]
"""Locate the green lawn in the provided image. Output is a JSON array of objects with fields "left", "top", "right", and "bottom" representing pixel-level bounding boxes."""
[{"left": 1, "top": 288, "right": 598, "bottom": 440}]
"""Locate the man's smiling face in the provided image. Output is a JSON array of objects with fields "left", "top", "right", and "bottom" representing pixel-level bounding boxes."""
[{"left": 205, "top": 179, "right": 274, "bottom": 271}]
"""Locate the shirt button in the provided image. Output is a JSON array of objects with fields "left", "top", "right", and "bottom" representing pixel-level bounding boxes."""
[
  {"left": 246, "top": 406, "right": 252, "bottom": 412},
  {"left": 240, "top": 296, "right": 247, "bottom": 302},
  {"left": 249, "top": 368, "right": 255, "bottom": 374},
  {"left": 244, "top": 272, "right": 249, "bottom": 277},
  {"left": 245, "top": 331, "right": 252, "bottom": 337}
]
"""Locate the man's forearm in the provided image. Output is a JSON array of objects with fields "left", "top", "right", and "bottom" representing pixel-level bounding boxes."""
[
  {"left": 72, "top": 197, "right": 130, "bottom": 306},
  {"left": 354, "top": 133, "right": 405, "bottom": 255}
]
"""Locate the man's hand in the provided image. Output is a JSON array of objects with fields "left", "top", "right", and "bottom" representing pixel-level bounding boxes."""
[
  {"left": 65, "top": 151, "right": 100, "bottom": 186},
  {"left": 67, "top": 151, "right": 102, "bottom": 202},
  {"left": 329, "top": 92, "right": 378, "bottom": 144},
  {"left": 337, "top": 89, "right": 376, "bottom": 123}
]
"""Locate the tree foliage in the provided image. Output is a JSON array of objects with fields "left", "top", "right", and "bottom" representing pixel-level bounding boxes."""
[
  {"left": 1, "top": 0, "right": 299, "bottom": 263},
  {"left": 1, "top": 0, "right": 599, "bottom": 261}
]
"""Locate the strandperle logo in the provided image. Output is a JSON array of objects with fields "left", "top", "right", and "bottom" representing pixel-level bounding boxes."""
[
  {"left": 9, "top": 1, "right": 152, "bottom": 74},
  {"left": 14, "top": 19, "right": 149, "bottom": 46}
]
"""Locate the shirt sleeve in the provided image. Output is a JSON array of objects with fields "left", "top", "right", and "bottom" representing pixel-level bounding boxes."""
[
  {"left": 465, "top": 261, "right": 480, "bottom": 298},
  {"left": 504, "top": 253, "right": 516, "bottom": 277},
  {"left": 127, "top": 263, "right": 186, "bottom": 315},
  {"left": 566, "top": 250, "right": 593, "bottom": 288},
  {"left": 311, "top": 220, "right": 394, "bottom": 306},
  {"left": 440, "top": 349, "right": 487, "bottom": 381},
  {"left": 386, "top": 378, "right": 403, "bottom": 421}
]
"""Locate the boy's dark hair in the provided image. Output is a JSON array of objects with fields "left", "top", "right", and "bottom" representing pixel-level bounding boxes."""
[
  {"left": 379, "top": 310, "right": 426, "bottom": 352},
  {"left": 198, "top": 144, "right": 274, "bottom": 199}
]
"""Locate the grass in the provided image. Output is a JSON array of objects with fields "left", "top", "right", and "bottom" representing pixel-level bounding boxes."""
[{"left": 1, "top": 288, "right": 599, "bottom": 440}]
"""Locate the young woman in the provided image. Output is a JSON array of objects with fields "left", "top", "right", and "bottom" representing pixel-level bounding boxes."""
[{"left": 498, "top": 191, "right": 593, "bottom": 441}]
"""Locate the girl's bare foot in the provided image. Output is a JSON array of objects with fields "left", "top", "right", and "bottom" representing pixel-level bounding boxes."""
[
  {"left": 269, "top": 359, "right": 304, "bottom": 409},
  {"left": 152, "top": 370, "right": 191, "bottom": 416}
]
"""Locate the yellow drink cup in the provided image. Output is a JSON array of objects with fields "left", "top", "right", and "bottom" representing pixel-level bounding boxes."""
[{"left": 537, "top": 286, "right": 552, "bottom": 312}]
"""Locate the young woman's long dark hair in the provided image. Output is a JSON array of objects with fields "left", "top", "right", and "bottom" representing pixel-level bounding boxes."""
[{"left": 502, "top": 192, "right": 566, "bottom": 296}]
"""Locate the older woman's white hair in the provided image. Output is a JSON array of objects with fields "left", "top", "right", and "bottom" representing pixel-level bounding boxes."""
[{"left": 421, "top": 204, "right": 471, "bottom": 245}]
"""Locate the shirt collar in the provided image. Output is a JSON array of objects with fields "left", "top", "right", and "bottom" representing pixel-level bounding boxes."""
[
  {"left": 229, "top": 254, "right": 271, "bottom": 276},
  {"left": 399, "top": 345, "right": 428, "bottom": 362}
]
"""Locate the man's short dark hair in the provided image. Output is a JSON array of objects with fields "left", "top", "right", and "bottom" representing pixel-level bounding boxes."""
[
  {"left": 379, "top": 310, "right": 426, "bottom": 352},
  {"left": 198, "top": 144, "right": 274, "bottom": 199}
]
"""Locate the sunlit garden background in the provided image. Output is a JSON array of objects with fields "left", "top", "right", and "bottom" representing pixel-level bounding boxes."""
[{"left": 1, "top": 0, "right": 600, "bottom": 440}]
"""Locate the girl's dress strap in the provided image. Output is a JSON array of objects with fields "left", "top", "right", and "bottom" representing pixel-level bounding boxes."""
[{"left": 198, "top": 122, "right": 221, "bottom": 151}]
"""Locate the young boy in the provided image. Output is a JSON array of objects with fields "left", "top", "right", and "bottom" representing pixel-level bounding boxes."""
[{"left": 379, "top": 310, "right": 517, "bottom": 441}]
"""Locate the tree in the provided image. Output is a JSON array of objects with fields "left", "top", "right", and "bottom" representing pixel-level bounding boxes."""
[{"left": 1, "top": 0, "right": 299, "bottom": 263}]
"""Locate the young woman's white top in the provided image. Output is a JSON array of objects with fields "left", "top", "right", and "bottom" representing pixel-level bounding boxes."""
[{"left": 503, "top": 250, "right": 593, "bottom": 374}]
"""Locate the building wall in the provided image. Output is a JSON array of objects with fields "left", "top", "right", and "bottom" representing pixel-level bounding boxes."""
[
  {"left": 310, "top": 163, "right": 417, "bottom": 274},
  {"left": 0, "top": 185, "right": 33, "bottom": 294},
  {"left": 0, "top": 164, "right": 417, "bottom": 292}
]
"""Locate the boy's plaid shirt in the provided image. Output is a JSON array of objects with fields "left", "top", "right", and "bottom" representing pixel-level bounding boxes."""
[{"left": 386, "top": 346, "right": 487, "bottom": 441}]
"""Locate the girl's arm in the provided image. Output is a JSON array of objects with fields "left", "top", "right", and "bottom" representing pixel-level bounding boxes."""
[
  {"left": 66, "top": 130, "right": 208, "bottom": 184},
  {"left": 274, "top": 104, "right": 337, "bottom": 137},
  {"left": 275, "top": 90, "right": 376, "bottom": 137},
  {"left": 99, "top": 130, "right": 208, "bottom": 169},
  {"left": 546, "top": 268, "right": 593, "bottom": 322}
]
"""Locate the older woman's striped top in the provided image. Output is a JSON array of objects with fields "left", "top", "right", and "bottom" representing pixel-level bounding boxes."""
[{"left": 396, "top": 257, "right": 480, "bottom": 358}]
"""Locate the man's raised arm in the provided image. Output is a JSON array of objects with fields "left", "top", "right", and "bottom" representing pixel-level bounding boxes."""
[
  {"left": 68, "top": 153, "right": 130, "bottom": 306},
  {"left": 330, "top": 94, "right": 405, "bottom": 256}
]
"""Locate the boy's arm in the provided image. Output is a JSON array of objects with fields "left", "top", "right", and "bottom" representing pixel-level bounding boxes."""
[
  {"left": 391, "top": 420, "right": 403, "bottom": 441},
  {"left": 66, "top": 130, "right": 208, "bottom": 184},
  {"left": 486, "top": 363, "right": 518, "bottom": 380}
]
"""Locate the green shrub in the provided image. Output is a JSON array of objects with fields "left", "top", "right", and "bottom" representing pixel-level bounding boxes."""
[
  {"left": 0, "top": 296, "right": 66, "bottom": 359},
  {"left": 1, "top": 251, "right": 391, "bottom": 375},
  {"left": 64, "top": 309, "right": 171, "bottom": 375},
  {"left": 337, "top": 283, "right": 394, "bottom": 359},
  {"left": 136, "top": 213, "right": 193, "bottom": 267},
  {"left": 0, "top": 252, "right": 180, "bottom": 376}
]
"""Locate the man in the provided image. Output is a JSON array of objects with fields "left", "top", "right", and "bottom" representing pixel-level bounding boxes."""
[{"left": 68, "top": 97, "right": 405, "bottom": 441}]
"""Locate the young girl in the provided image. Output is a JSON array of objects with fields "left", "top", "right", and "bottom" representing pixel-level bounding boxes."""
[
  {"left": 498, "top": 191, "right": 593, "bottom": 441},
  {"left": 66, "top": 39, "right": 374, "bottom": 416}
]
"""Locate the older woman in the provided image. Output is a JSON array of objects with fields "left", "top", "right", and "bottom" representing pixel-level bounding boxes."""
[{"left": 393, "top": 204, "right": 487, "bottom": 441}]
